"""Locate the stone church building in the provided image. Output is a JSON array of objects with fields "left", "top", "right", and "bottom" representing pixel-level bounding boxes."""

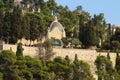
[{"left": 47, "top": 16, "right": 66, "bottom": 46}]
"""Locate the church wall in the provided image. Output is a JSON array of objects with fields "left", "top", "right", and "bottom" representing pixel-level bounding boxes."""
[{"left": 48, "top": 27, "right": 63, "bottom": 39}]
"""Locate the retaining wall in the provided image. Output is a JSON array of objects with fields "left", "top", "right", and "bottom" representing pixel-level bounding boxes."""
[{"left": 0, "top": 43, "right": 117, "bottom": 80}]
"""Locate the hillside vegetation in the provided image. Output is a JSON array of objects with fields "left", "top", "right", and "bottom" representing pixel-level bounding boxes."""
[
  {"left": 0, "top": 0, "right": 119, "bottom": 51},
  {"left": 0, "top": 0, "right": 120, "bottom": 80}
]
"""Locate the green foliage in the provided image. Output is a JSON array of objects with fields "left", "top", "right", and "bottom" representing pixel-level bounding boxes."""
[
  {"left": 62, "top": 37, "right": 69, "bottom": 48},
  {"left": 0, "top": 1, "right": 51, "bottom": 44},
  {"left": 1, "top": 1, "right": 120, "bottom": 79},
  {"left": 95, "top": 55, "right": 115, "bottom": 80},
  {"left": 0, "top": 50, "right": 16, "bottom": 76},
  {"left": 101, "top": 27, "right": 120, "bottom": 52},
  {"left": 101, "top": 40, "right": 111, "bottom": 50},
  {"left": 62, "top": 38, "right": 81, "bottom": 48},
  {"left": 3, "top": 9, "right": 11, "bottom": 43},
  {"left": 38, "top": 38, "right": 55, "bottom": 64},
  {"left": 0, "top": 0, "right": 14, "bottom": 9},
  {"left": 59, "top": 15, "right": 73, "bottom": 37},
  {"left": 10, "top": 6, "right": 22, "bottom": 43},
  {"left": 42, "top": 39, "right": 54, "bottom": 58},
  {"left": 25, "top": 13, "right": 47, "bottom": 41},
  {"left": 47, "top": 0, "right": 57, "bottom": 11},
  {"left": 73, "top": 61, "right": 94, "bottom": 80},
  {"left": 111, "top": 27, "right": 120, "bottom": 42},
  {"left": 46, "top": 56, "right": 95, "bottom": 80},
  {"left": 0, "top": 50, "right": 16, "bottom": 65},
  {"left": 21, "top": 15, "right": 30, "bottom": 40},
  {"left": 79, "top": 13, "right": 106, "bottom": 48},
  {"left": 16, "top": 43, "right": 24, "bottom": 56},
  {"left": 0, "top": 8, "right": 4, "bottom": 39},
  {"left": 71, "top": 38, "right": 81, "bottom": 48},
  {"left": 0, "top": 50, "right": 50, "bottom": 80},
  {"left": 111, "top": 40, "right": 120, "bottom": 51},
  {"left": 0, "top": 72, "right": 3, "bottom": 80},
  {"left": 0, "top": 0, "right": 110, "bottom": 49}
]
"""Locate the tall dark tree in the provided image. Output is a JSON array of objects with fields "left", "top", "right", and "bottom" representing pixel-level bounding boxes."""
[
  {"left": 10, "top": 6, "right": 22, "bottom": 43},
  {"left": 115, "top": 53, "right": 120, "bottom": 74},
  {"left": 30, "top": 17, "right": 39, "bottom": 41},
  {"left": 3, "top": 9, "right": 12, "bottom": 43},
  {"left": 93, "top": 13, "right": 106, "bottom": 46},
  {"left": 79, "top": 12, "right": 90, "bottom": 47},
  {"left": 79, "top": 12, "right": 106, "bottom": 48},
  {"left": 27, "top": 13, "right": 45, "bottom": 42},
  {"left": 0, "top": 8, "right": 4, "bottom": 40},
  {"left": 20, "top": 15, "right": 30, "bottom": 40},
  {"left": 82, "top": 19, "right": 96, "bottom": 47}
]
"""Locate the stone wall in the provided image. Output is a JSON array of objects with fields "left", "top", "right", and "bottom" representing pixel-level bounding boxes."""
[
  {"left": 0, "top": 43, "right": 117, "bottom": 80},
  {"left": 2, "top": 44, "right": 39, "bottom": 57}
]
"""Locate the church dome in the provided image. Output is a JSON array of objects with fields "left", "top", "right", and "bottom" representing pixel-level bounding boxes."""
[{"left": 49, "top": 16, "right": 65, "bottom": 32}]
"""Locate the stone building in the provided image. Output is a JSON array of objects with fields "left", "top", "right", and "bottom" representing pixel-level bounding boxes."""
[{"left": 48, "top": 16, "right": 66, "bottom": 46}]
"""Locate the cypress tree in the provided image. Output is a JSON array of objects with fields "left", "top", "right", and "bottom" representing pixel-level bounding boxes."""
[
  {"left": 3, "top": 9, "right": 11, "bottom": 43},
  {"left": 115, "top": 52, "right": 120, "bottom": 73},
  {"left": 10, "top": 6, "right": 22, "bottom": 44},
  {"left": 0, "top": 8, "right": 4, "bottom": 39},
  {"left": 107, "top": 51, "right": 110, "bottom": 60},
  {"left": 16, "top": 43, "right": 24, "bottom": 56}
]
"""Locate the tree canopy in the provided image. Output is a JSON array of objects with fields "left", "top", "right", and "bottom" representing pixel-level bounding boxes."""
[{"left": 0, "top": 0, "right": 119, "bottom": 50}]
